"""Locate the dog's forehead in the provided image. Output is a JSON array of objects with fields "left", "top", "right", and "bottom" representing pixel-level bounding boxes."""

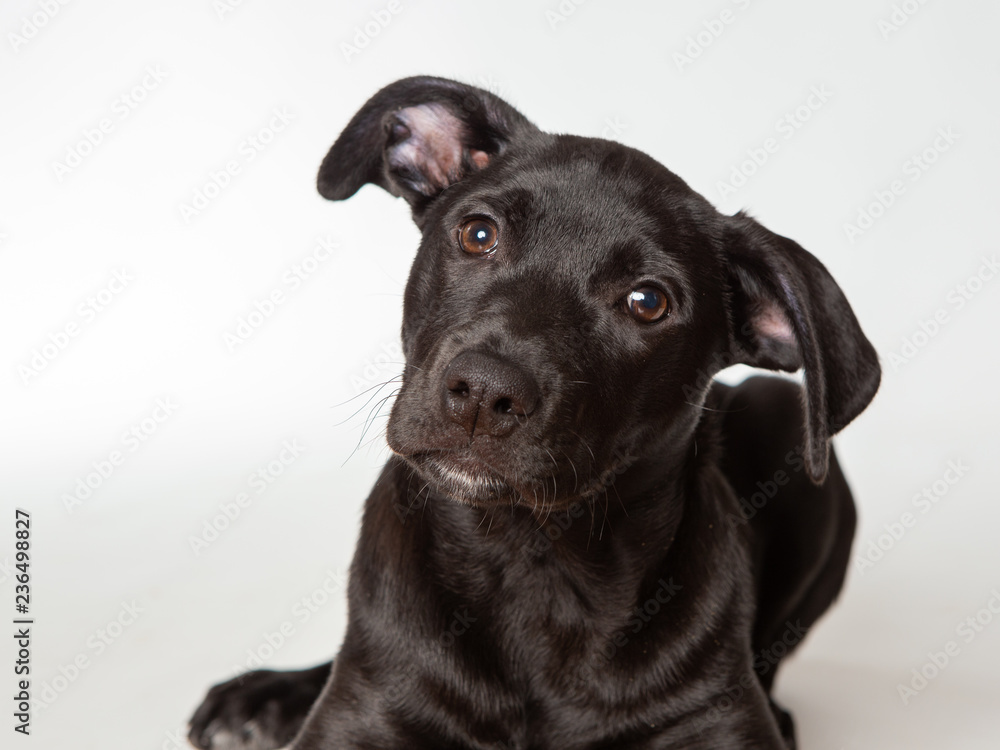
[
  {"left": 439, "top": 136, "right": 709, "bottom": 283},
  {"left": 503, "top": 137, "right": 679, "bottom": 213}
]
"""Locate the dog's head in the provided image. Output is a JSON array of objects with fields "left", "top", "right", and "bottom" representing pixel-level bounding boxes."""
[{"left": 319, "top": 77, "right": 880, "bottom": 510}]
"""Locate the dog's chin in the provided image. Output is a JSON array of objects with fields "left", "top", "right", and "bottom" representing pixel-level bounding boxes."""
[
  {"left": 404, "top": 452, "right": 522, "bottom": 508},
  {"left": 401, "top": 451, "right": 605, "bottom": 514}
]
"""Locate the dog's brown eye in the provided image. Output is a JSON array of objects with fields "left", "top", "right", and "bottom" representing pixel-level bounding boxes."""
[
  {"left": 459, "top": 219, "right": 498, "bottom": 255},
  {"left": 626, "top": 286, "right": 670, "bottom": 323}
]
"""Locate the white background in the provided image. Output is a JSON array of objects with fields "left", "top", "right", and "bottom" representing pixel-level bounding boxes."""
[{"left": 1, "top": 1, "right": 998, "bottom": 748}]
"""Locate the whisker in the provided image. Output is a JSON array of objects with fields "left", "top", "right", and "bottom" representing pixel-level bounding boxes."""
[
  {"left": 330, "top": 376, "right": 403, "bottom": 409},
  {"left": 475, "top": 510, "right": 490, "bottom": 532},
  {"left": 357, "top": 390, "right": 400, "bottom": 436},
  {"left": 567, "top": 428, "right": 596, "bottom": 464},
  {"left": 684, "top": 400, "right": 749, "bottom": 414},
  {"left": 554, "top": 445, "right": 579, "bottom": 494},
  {"left": 342, "top": 389, "right": 400, "bottom": 466},
  {"left": 334, "top": 379, "right": 401, "bottom": 426},
  {"left": 359, "top": 424, "right": 390, "bottom": 455},
  {"left": 612, "top": 479, "right": 628, "bottom": 520},
  {"left": 599, "top": 487, "right": 611, "bottom": 541}
]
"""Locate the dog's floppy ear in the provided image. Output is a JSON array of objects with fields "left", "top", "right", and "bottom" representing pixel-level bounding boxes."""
[
  {"left": 317, "top": 76, "right": 535, "bottom": 216},
  {"left": 723, "top": 212, "right": 881, "bottom": 483}
]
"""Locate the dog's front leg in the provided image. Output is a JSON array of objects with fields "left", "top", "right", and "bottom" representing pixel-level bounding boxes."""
[{"left": 188, "top": 662, "right": 332, "bottom": 750}]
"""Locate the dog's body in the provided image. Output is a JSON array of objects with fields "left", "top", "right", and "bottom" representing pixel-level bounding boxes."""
[{"left": 189, "top": 77, "right": 879, "bottom": 750}]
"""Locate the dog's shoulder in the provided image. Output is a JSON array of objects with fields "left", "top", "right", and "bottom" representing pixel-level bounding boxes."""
[
  {"left": 710, "top": 375, "right": 805, "bottom": 439},
  {"left": 707, "top": 375, "right": 809, "bottom": 485}
]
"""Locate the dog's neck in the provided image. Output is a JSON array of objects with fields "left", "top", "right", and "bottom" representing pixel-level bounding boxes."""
[{"left": 364, "top": 410, "right": 729, "bottom": 661}]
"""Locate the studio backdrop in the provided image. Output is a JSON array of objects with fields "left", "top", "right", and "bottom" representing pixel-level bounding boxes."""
[{"left": 1, "top": 1, "right": 998, "bottom": 748}]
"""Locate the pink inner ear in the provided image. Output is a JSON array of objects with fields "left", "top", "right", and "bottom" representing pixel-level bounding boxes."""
[
  {"left": 753, "top": 300, "right": 796, "bottom": 345},
  {"left": 390, "top": 103, "right": 490, "bottom": 195},
  {"left": 469, "top": 149, "right": 490, "bottom": 169}
]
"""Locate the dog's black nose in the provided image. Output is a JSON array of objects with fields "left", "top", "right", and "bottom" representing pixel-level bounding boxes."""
[{"left": 442, "top": 351, "right": 539, "bottom": 438}]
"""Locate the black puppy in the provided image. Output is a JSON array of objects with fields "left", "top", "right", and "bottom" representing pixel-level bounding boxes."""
[{"left": 189, "top": 76, "right": 880, "bottom": 750}]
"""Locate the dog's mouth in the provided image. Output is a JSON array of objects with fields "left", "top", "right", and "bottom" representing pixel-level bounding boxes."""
[
  {"left": 400, "top": 445, "right": 621, "bottom": 513},
  {"left": 387, "top": 382, "right": 616, "bottom": 511},
  {"left": 406, "top": 450, "right": 521, "bottom": 507}
]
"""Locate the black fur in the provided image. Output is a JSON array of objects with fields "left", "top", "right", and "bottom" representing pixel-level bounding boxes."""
[{"left": 189, "top": 76, "right": 880, "bottom": 750}]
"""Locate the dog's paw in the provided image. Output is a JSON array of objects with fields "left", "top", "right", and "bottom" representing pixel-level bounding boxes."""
[{"left": 188, "top": 669, "right": 323, "bottom": 750}]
